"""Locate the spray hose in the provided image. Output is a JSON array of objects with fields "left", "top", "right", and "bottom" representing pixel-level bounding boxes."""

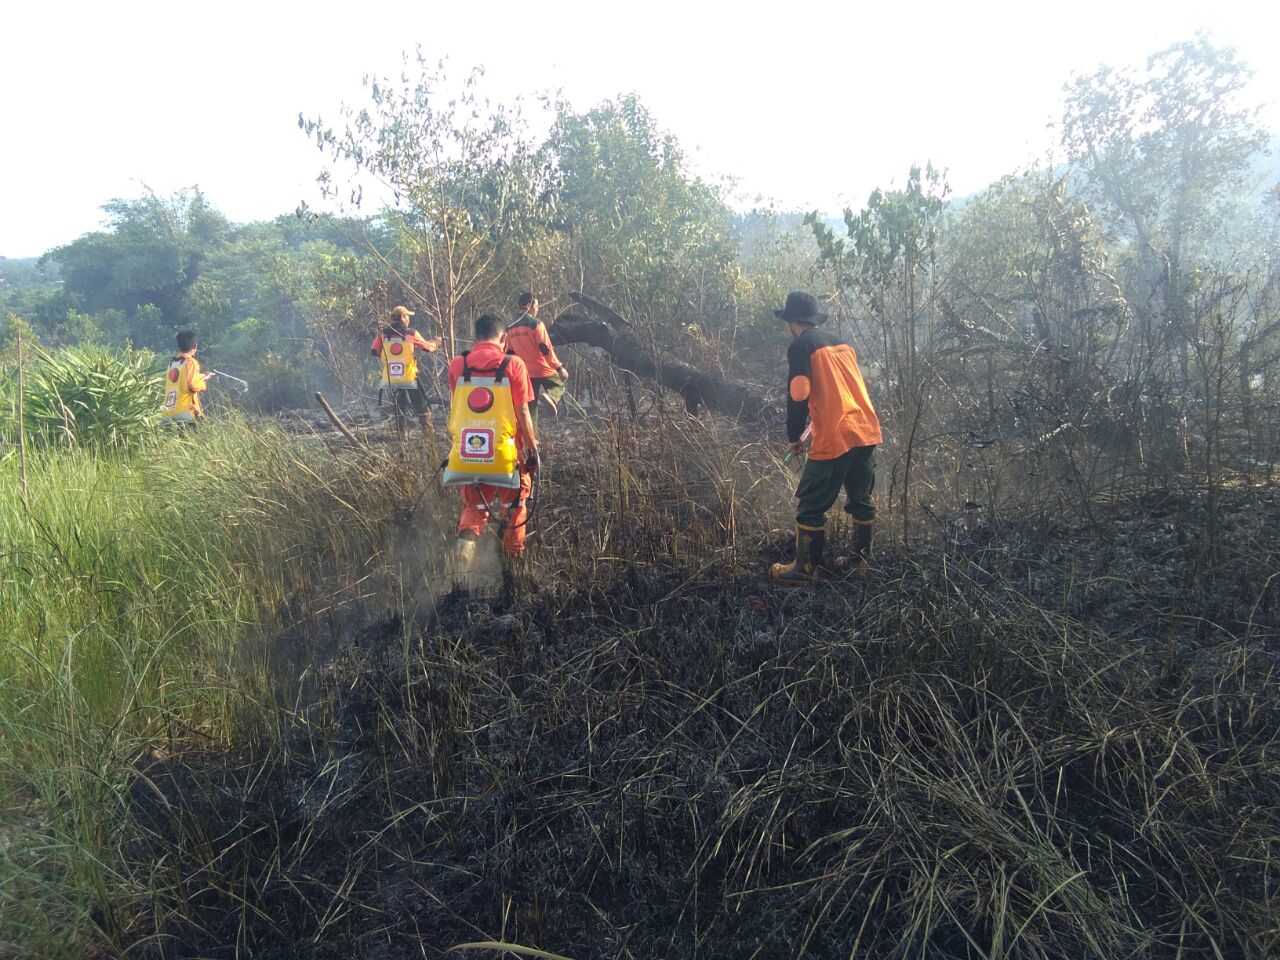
[
  {"left": 505, "top": 458, "right": 541, "bottom": 533},
  {"left": 435, "top": 454, "right": 542, "bottom": 540},
  {"left": 208, "top": 369, "right": 249, "bottom": 393},
  {"left": 783, "top": 422, "right": 814, "bottom": 465}
]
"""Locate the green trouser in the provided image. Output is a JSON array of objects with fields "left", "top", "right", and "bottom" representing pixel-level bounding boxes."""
[
  {"left": 529, "top": 374, "right": 566, "bottom": 431},
  {"left": 795, "top": 444, "right": 876, "bottom": 527}
]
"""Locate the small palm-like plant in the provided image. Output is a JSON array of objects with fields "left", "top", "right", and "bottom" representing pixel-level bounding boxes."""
[{"left": 6, "top": 346, "right": 163, "bottom": 451}]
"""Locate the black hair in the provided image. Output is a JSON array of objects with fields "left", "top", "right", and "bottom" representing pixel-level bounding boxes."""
[
  {"left": 176, "top": 330, "right": 198, "bottom": 352},
  {"left": 475, "top": 313, "right": 502, "bottom": 341},
  {"left": 517, "top": 291, "right": 535, "bottom": 309}
]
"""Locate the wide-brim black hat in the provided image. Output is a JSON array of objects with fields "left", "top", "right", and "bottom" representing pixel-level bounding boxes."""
[{"left": 774, "top": 291, "right": 827, "bottom": 324}]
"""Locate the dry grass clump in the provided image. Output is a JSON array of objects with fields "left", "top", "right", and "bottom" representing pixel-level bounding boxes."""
[{"left": 115, "top": 416, "right": 1279, "bottom": 959}]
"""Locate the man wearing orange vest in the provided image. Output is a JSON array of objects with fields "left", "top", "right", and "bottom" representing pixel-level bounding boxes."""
[
  {"left": 505, "top": 292, "right": 568, "bottom": 429},
  {"left": 160, "top": 330, "right": 211, "bottom": 424},
  {"left": 450, "top": 313, "right": 541, "bottom": 558},
  {"left": 370, "top": 305, "right": 442, "bottom": 439},
  {"left": 770, "top": 292, "right": 883, "bottom": 586}
]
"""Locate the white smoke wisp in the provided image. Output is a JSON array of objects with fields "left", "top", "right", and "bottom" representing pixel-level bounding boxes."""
[
  {"left": 390, "top": 480, "right": 509, "bottom": 617},
  {"left": 393, "top": 524, "right": 448, "bottom": 622},
  {"left": 452, "top": 530, "right": 504, "bottom": 597}
]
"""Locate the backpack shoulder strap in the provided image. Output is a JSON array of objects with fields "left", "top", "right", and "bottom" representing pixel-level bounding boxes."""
[
  {"left": 495, "top": 355, "right": 513, "bottom": 383},
  {"left": 460, "top": 350, "right": 473, "bottom": 382}
]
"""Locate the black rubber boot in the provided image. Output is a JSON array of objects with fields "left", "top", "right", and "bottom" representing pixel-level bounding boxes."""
[
  {"left": 770, "top": 524, "right": 824, "bottom": 587},
  {"left": 834, "top": 519, "right": 874, "bottom": 578},
  {"left": 850, "top": 519, "right": 873, "bottom": 579}
]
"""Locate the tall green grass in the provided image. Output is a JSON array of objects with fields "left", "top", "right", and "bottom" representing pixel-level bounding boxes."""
[{"left": 0, "top": 418, "right": 433, "bottom": 957}]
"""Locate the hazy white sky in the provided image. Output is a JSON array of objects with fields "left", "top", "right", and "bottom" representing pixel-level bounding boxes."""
[{"left": 2, "top": 0, "right": 1277, "bottom": 256}]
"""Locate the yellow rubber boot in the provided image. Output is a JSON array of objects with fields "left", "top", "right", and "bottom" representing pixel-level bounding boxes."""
[{"left": 770, "top": 524, "right": 824, "bottom": 587}]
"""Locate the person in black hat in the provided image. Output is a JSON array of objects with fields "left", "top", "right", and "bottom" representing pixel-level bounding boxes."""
[{"left": 771, "top": 291, "right": 883, "bottom": 586}]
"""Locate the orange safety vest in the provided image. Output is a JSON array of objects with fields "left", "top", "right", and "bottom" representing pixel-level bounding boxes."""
[
  {"left": 787, "top": 329, "right": 881, "bottom": 459},
  {"left": 160, "top": 355, "right": 203, "bottom": 421},
  {"left": 443, "top": 353, "right": 521, "bottom": 489}
]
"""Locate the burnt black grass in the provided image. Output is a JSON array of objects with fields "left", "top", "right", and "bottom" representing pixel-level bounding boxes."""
[{"left": 116, "top": 418, "right": 1280, "bottom": 960}]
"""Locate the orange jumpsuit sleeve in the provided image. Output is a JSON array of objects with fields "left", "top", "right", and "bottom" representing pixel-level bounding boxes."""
[
  {"left": 410, "top": 331, "right": 438, "bottom": 353},
  {"left": 507, "top": 356, "right": 535, "bottom": 450},
  {"left": 370, "top": 333, "right": 383, "bottom": 357}
]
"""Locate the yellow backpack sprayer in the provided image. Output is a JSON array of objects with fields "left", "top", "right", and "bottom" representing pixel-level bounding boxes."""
[{"left": 439, "top": 352, "right": 541, "bottom": 588}]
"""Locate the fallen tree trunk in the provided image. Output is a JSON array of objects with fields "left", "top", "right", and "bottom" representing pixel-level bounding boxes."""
[
  {"left": 566, "top": 290, "right": 631, "bottom": 328},
  {"left": 552, "top": 311, "right": 770, "bottom": 421}
]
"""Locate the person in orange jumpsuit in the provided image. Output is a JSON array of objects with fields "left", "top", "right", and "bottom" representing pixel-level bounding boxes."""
[
  {"left": 449, "top": 313, "right": 540, "bottom": 557},
  {"left": 770, "top": 291, "right": 883, "bottom": 586},
  {"left": 504, "top": 291, "right": 568, "bottom": 428}
]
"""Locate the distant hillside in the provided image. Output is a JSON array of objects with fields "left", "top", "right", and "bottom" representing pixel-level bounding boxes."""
[{"left": 0, "top": 256, "right": 60, "bottom": 292}]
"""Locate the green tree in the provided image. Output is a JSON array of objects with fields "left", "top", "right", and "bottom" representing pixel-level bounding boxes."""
[
  {"left": 40, "top": 188, "right": 230, "bottom": 349},
  {"left": 810, "top": 164, "right": 949, "bottom": 540},
  {"left": 0, "top": 313, "right": 40, "bottom": 366},
  {"left": 1061, "top": 35, "right": 1269, "bottom": 387},
  {"left": 734, "top": 209, "right": 822, "bottom": 349},
  {"left": 545, "top": 95, "right": 739, "bottom": 341},
  {"left": 302, "top": 54, "right": 550, "bottom": 353}
]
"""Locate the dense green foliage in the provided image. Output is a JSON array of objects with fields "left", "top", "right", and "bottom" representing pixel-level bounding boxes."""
[
  {"left": 0, "top": 346, "right": 161, "bottom": 451},
  {"left": 2, "top": 194, "right": 373, "bottom": 412}
]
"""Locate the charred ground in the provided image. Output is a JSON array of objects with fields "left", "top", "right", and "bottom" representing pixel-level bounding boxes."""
[{"left": 119, "top": 423, "right": 1279, "bottom": 960}]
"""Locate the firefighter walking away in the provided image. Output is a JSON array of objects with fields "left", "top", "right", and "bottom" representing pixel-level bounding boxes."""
[
  {"left": 442, "top": 313, "right": 540, "bottom": 578},
  {"left": 770, "top": 292, "right": 882, "bottom": 587},
  {"left": 505, "top": 291, "right": 568, "bottom": 430}
]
